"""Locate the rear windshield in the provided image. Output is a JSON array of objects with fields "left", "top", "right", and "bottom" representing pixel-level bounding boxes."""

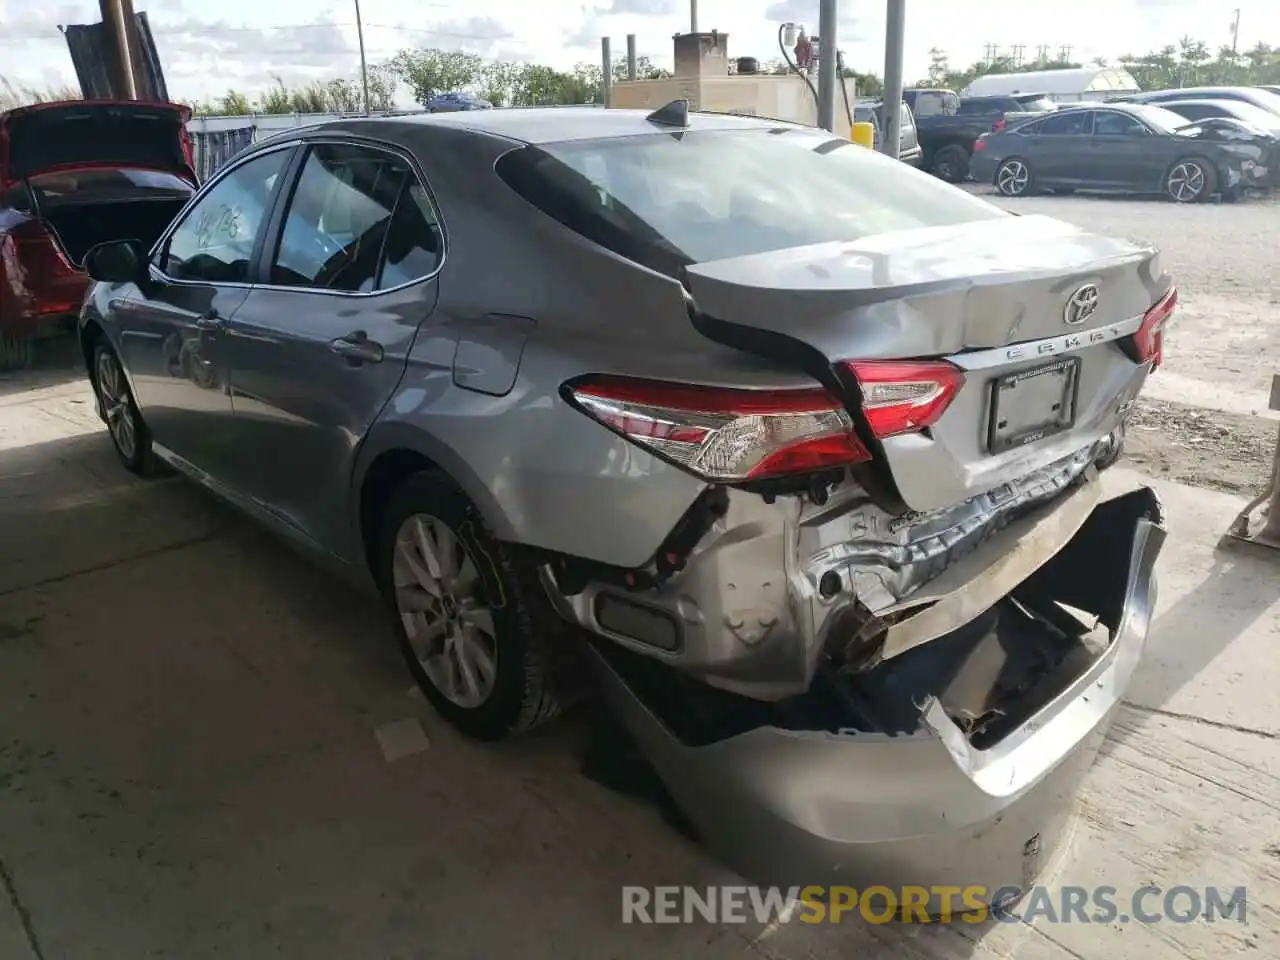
[{"left": 495, "top": 128, "right": 1007, "bottom": 276}]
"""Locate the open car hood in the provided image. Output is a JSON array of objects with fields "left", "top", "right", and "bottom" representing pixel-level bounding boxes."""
[{"left": 0, "top": 100, "right": 194, "bottom": 184}]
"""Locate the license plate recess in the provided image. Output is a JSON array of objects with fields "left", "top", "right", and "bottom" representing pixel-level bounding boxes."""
[{"left": 987, "top": 357, "right": 1080, "bottom": 454}]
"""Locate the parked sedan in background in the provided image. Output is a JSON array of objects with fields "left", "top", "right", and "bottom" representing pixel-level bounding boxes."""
[
  {"left": 76, "top": 104, "right": 1169, "bottom": 906},
  {"left": 972, "top": 102, "right": 1269, "bottom": 201},
  {"left": 1124, "top": 85, "right": 1280, "bottom": 116},
  {"left": 425, "top": 91, "right": 494, "bottom": 113},
  {"left": 0, "top": 99, "right": 196, "bottom": 369},
  {"left": 1158, "top": 98, "right": 1280, "bottom": 135}
]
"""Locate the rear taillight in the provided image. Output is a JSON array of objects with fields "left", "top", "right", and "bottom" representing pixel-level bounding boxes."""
[
  {"left": 974, "top": 134, "right": 988, "bottom": 152},
  {"left": 567, "top": 377, "right": 871, "bottom": 481},
  {"left": 1133, "top": 287, "right": 1177, "bottom": 369},
  {"left": 843, "top": 360, "right": 966, "bottom": 439}
]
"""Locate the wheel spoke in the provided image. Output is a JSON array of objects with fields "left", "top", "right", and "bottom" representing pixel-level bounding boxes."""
[
  {"left": 412, "top": 516, "right": 444, "bottom": 582},
  {"left": 395, "top": 537, "right": 441, "bottom": 597},
  {"left": 453, "top": 636, "right": 483, "bottom": 700},
  {"left": 460, "top": 627, "right": 496, "bottom": 687},
  {"left": 392, "top": 511, "right": 501, "bottom": 710},
  {"left": 458, "top": 604, "right": 495, "bottom": 637}
]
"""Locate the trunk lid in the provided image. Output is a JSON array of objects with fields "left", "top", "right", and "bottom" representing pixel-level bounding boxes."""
[
  {"left": 685, "top": 214, "right": 1170, "bottom": 513},
  {"left": 0, "top": 100, "right": 194, "bottom": 185}
]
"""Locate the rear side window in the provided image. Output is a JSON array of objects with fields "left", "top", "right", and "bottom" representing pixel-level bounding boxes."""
[
  {"left": 269, "top": 143, "right": 441, "bottom": 292},
  {"left": 495, "top": 128, "right": 1007, "bottom": 276},
  {"left": 1038, "top": 112, "right": 1091, "bottom": 135},
  {"left": 911, "top": 91, "right": 958, "bottom": 117}
]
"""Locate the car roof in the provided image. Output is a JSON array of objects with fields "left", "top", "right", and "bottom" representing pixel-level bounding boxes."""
[
  {"left": 296, "top": 106, "right": 799, "bottom": 145},
  {"left": 1159, "top": 99, "right": 1244, "bottom": 107}
]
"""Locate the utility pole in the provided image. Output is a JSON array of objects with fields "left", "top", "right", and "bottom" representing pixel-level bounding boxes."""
[
  {"left": 1230, "top": 8, "right": 1241, "bottom": 55},
  {"left": 690, "top": 0, "right": 698, "bottom": 33},
  {"left": 817, "top": 0, "right": 837, "bottom": 132},
  {"left": 100, "top": 0, "right": 137, "bottom": 99},
  {"left": 626, "top": 34, "right": 637, "bottom": 80},
  {"left": 354, "top": 0, "right": 371, "bottom": 114},
  {"left": 881, "top": 0, "right": 906, "bottom": 156}
]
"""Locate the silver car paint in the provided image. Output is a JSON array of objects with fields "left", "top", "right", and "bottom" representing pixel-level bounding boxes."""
[
  {"left": 590, "top": 484, "right": 1164, "bottom": 907},
  {"left": 684, "top": 214, "right": 1168, "bottom": 512},
  {"left": 81, "top": 106, "right": 1171, "bottom": 898}
]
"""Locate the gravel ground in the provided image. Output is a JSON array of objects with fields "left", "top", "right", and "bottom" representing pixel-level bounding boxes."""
[{"left": 972, "top": 185, "right": 1280, "bottom": 492}]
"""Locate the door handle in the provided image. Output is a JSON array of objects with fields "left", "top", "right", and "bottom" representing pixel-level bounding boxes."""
[
  {"left": 329, "top": 332, "right": 384, "bottom": 364},
  {"left": 194, "top": 309, "right": 222, "bottom": 331}
]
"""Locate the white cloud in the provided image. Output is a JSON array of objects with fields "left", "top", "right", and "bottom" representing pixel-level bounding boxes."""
[{"left": 0, "top": 0, "right": 1274, "bottom": 103}]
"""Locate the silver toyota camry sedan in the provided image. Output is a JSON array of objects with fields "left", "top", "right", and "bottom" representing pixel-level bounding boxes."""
[{"left": 77, "top": 103, "right": 1169, "bottom": 910}]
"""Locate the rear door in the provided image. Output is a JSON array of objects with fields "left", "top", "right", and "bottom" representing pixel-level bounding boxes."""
[{"left": 220, "top": 139, "right": 445, "bottom": 555}]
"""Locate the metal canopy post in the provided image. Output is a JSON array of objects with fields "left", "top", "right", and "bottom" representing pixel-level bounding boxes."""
[
  {"left": 602, "top": 37, "right": 613, "bottom": 106},
  {"left": 881, "top": 0, "right": 906, "bottom": 156},
  {"left": 817, "top": 0, "right": 837, "bottom": 132}
]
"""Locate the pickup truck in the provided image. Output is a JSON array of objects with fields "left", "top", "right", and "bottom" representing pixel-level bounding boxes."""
[
  {"left": 852, "top": 97, "right": 923, "bottom": 166},
  {"left": 904, "top": 88, "right": 1057, "bottom": 182}
]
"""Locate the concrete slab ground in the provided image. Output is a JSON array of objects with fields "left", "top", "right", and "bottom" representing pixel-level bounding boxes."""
[{"left": 0, "top": 366, "right": 1277, "bottom": 960}]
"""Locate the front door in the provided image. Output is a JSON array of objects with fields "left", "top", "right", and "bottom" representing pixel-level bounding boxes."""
[
  {"left": 1030, "top": 110, "right": 1094, "bottom": 184},
  {"left": 222, "top": 141, "right": 445, "bottom": 556},
  {"left": 1086, "top": 110, "right": 1153, "bottom": 188},
  {"left": 116, "top": 146, "right": 295, "bottom": 474}
]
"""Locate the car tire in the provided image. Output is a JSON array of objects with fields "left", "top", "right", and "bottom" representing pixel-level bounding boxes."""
[
  {"left": 995, "top": 157, "right": 1034, "bottom": 197},
  {"left": 0, "top": 332, "right": 33, "bottom": 372},
  {"left": 92, "top": 342, "right": 156, "bottom": 475},
  {"left": 1166, "top": 158, "right": 1215, "bottom": 203},
  {"left": 378, "top": 470, "right": 562, "bottom": 741},
  {"left": 931, "top": 144, "right": 971, "bottom": 183}
]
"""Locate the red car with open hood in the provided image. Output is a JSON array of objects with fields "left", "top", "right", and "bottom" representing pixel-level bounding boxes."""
[{"left": 0, "top": 99, "right": 197, "bottom": 368}]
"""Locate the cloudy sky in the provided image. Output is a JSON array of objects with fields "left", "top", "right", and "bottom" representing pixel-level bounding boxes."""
[{"left": 0, "top": 0, "right": 1274, "bottom": 104}]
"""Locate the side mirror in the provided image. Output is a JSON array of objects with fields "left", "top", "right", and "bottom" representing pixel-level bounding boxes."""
[{"left": 84, "top": 239, "right": 147, "bottom": 284}]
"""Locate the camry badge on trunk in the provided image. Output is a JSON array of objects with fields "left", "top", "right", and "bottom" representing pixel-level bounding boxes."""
[{"left": 1064, "top": 284, "right": 1099, "bottom": 326}]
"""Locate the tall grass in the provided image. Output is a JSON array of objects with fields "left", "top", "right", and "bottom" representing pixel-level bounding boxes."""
[{"left": 0, "top": 77, "right": 82, "bottom": 110}]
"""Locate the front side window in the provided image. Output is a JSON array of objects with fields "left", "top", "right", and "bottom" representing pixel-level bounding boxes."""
[
  {"left": 496, "top": 127, "right": 1008, "bottom": 276},
  {"left": 159, "top": 149, "right": 289, "bottom": 283},
  {"left": 270, "top": 143, "right": 411, "bottom": 292}
]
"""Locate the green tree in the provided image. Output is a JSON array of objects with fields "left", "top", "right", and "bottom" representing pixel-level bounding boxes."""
[{"left": 390, "top": 48, "right": 484, "bottom": 106}]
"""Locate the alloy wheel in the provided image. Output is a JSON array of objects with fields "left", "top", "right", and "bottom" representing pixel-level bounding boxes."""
[
  {"left": 997, "top": 160, "right": 1030, "bottom": 196},
  {"left": 96, "top": 349, "right": 137, "bottom": 460},
  {"left": 1167, "top": 162, "right": 1205, "bottom": 202},
  {"left": 392, "top": 513, "right": 499, "bottom": 709}
]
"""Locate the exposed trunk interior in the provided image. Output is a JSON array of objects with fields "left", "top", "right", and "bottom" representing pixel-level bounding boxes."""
[
  {"left": 593, "top": 487, "right": 1162, "bottom": 750},
  {"left": 40, "top": 197, "right": 187, "bottom": 267}
]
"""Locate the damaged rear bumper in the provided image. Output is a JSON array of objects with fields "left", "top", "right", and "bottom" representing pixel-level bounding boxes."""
[
  {"left": 585, "top": 484, "right": 1165, "bottom": 907},
  {"left": 546, "top": 440, "right": 1121, "bottom": 701}
]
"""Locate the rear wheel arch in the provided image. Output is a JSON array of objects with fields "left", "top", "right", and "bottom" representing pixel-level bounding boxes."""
[{"left": 354, "top": 427, "right": 516, "bottom": 586}]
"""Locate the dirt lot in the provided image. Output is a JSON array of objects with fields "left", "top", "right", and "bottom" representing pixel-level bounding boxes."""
[{"left": 976, "top": 187, "right": 1280, "bottom": 495}]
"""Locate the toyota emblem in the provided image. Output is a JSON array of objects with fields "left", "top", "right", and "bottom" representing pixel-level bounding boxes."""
[{"left": 1064, "top": 284, "right": 1099, "bottom": 326}]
